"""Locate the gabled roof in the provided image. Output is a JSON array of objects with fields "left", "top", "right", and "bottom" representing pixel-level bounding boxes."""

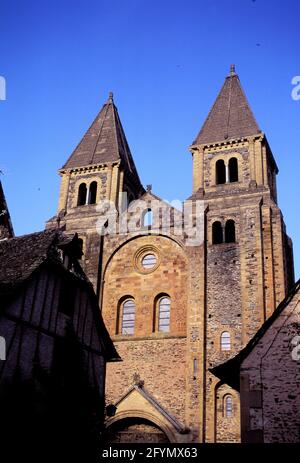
[
  {"left": 0, "top": 228, "right": 120, "bottom": 361},
  {"left": 211, "top": 279, "right": 300, "bottom": 390},
  {"left": 193, "top": 65, "right": 261, "bottom": 145},
  {"left": 137, "top": 189, "right": 183, "bottom": 214},
  {"left": 0, "top": 180, "right": 14, "bottom": 239},
  {"left": 62, "top": 93, "right": 142, "bottom": 184},
  {"left": 111, "top": 381, "right": 189, "bottom": 435},
  {"left": 0, "top": 229, "right": 78, "bottom": 294},
  {"left": 117, "top": 189, "right": 184, "bottom": 233}
]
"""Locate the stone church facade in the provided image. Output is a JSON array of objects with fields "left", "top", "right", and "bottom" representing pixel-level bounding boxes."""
[
  {"left": 46, "top": 66, "right": 295, "bottom": 443},
  {"left": 212, "top": 279, "right": 300, "bottom": 443}
]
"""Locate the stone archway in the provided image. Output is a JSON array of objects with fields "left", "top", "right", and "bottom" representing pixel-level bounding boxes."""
[{"left": 105, "top": 417, "right": 170, "bottom": 443}]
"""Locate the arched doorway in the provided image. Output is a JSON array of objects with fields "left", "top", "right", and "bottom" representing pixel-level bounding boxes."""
[{"left": 105, "top": 417, "right": 170, "bottom": 443}]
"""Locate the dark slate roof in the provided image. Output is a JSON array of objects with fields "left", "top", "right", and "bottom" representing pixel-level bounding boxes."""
[
  {"left": 0, "top": 229, "right": 71, "bottom": 293},
  {"left": 0, "top": 180, "right": 14, "bottom": 239},
  {"left": 62, "top": 93, "right": 142, "bottom": 184},
  {"left": 211, "top": 279, "right": 300, "bottom": 390},
  {"left": 193, "top": 66, "right": 261, "bottom": 145},
  {"left": 0, "top": 229, "right": 120, "bottom": 361}
]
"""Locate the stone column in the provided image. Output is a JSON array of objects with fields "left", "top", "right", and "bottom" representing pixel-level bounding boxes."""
[
  {"left": 57, "top": 171, "right": 71, "bottom": 212},
  {"left": 225, "top": 162, "right": 230, "bottom": 183},
  {"left": 192, "top": 147, "right": 203, "bottom": 192}
]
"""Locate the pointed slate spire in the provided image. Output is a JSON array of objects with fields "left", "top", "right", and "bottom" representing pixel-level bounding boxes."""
[
  {"left": 0, "top": 180, "right": 14, "bottom": 239},
  {"left": 62, "top": 92, "right": 142, "bottom": 186},
  {"left": 193, "top": 65, "right": 261, "bottom": 145}
]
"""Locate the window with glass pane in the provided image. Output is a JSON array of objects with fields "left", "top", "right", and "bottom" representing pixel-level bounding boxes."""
[
  {"left": 142, "top": 254, "right": 157, "bottom": 270},
  {"left": 225, "top": 395, "right": 233, "bottom": 418},
  {"left": 158, "top": 297, "right": 171, "bottom": 332},
  {"left": 122, "top": 299, "right": 135, "bottom": 335},
  {"left": 221, "top": 331, "right": 231, "bottom": 351},
  {"left": 143, "top": 209, "right": 153, "bottom": 226}
]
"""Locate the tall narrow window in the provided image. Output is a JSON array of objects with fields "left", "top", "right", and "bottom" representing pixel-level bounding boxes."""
[
  {"left": 221, "top": 332, "right": 231, "bottom": 351},
  {"left": 143, "top": 209, "right": 153, "bottom": 227},
  {"left": 216, "top": 160, "right": 226, "bottom": 185},
  {"left": 225, "top": 220, "right": 236, "bottom": 243},
  {"left": 193, "top": 358, "right": 198, "bottom": 379},
  {"left": 212, "top": 221, "right": 223, "bottom": 245},
  {"left": 158, "top": 297, "right": 171, "bottom": 332},
  {"left": 224, "top": 395, "right": 233, "bottom": 418},
  {"left": 121, "top": 299, "right": 136, "bottom": 335},
  {"left": 77, "top": 183, "right": 87, "bottom": 206},
  {"left": 229, "top": 158, "right": 238, "bottom": 183},
  {"left": 88, "top": 181, "right": 97, "bottom": 204}
]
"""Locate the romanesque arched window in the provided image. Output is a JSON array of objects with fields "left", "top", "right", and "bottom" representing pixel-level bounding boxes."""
[
  {"left": 224, "top": 395, "right": 233, "bottom": 418},
  {"left": 212, "top": 221, "right": 223, "bottom": 245},
  {"left": 221, "top": 332, "right": 231, "bottom": 351},
  {"left": 216, "top": 160, "right": 226, "bottom": 185},
  {"left": 77, "top": 183, "right": 87, "bottom": 206},
  {"left": 88, "top": 181, "right": 97, "bottom": 204},
  {"left": 157, "top": 296, "right": 171, "bottom": 332},
  {"left": 225, "top": 220, "right": 236, "bottom": 243},
  {"left": 143, "top": 209, "right": 153, "bottom": 227},
  {"left": 121, "top": 299, "right": 136, "bottom": 335},
  {"left": 229, "top": 158, "right": 238, "bottom": 183}
]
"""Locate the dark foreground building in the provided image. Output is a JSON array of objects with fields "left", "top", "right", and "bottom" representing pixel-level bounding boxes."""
[
  {"left": 212, "top": 279, "right": 300, "bottom": 443},
  {"left": 0, "top": 229, "right": 119, "bottom": 458}
]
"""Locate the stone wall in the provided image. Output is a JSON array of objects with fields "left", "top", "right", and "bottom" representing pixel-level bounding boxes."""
[
  {"left": 215, "top": 383, "right": 240, "bottom": 442},
  {"left": 49, "top": 125, "right": 295, "bottom": 444},
  {"left": 106, "top": 338, "right": 187, "bottom": 423},
  {"left": 106, "top": 418, "right": 169, "bottom": 443},
  {"left": 102, "top": 234, "right": 189, "bottom": 424},
  {"left": 240, "top": 287, "right": 300, "bottom": 443},
  {"left": 205, "top": 232, "right": 242, "bottom": 443},
  {"left": 102, "top": 234, "right": 188, "bottom": 338}
]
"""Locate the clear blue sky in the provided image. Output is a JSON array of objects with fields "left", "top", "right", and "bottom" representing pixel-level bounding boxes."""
[{"left": 0, "top": 0, "right": 299, "bottom": 278}]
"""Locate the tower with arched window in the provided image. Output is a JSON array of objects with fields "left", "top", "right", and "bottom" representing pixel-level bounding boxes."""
[
  {"left": 46, "top": 67, "right": 294, "bottom": 445},
  {"left": 46, "top": 92, "right": 144, "bottom": 288},
  {"left": 189, "top": 64, "right": 294, "bottom": 442}
]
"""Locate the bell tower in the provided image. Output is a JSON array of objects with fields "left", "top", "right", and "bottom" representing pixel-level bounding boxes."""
[
  {"left": 191, "top": 65, "right": 278, "bottom": 199},
  {"left": 46, "top": 92, "right": 144, "bottom": 289},
  {"left": 46, "top": 71, "right": 295, "bottom": 444},
  {"left": 56, "top": 92, "right": 144, "bottom": 212},
  {"left": 189, "top": 66, "right": 294, "bottom": 442}
]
